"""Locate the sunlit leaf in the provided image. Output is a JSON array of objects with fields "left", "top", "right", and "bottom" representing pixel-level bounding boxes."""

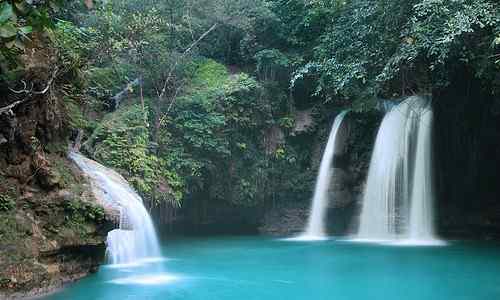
[
  {"left": 0, "top": 2, "right": 14, "bottom": 24},
  {"left": 19, "top": 26, "right": 32, "bottom": 35}
]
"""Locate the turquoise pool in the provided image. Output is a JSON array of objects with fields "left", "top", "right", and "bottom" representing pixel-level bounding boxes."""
[{"left": 42, "top": 237, "right": 500, "bottom": 300}]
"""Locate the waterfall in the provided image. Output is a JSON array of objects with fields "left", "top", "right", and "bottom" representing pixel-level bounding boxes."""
[
  {"left": 69, "top": 152, "right": 162, "bottom": 264},
  {"left": 407, "top": 107, "right": 440, "bottom": 243},
  {"left": 296, "top": 111, "right": 348, "bottom": 241},
  {"left": 355, "top": 96, "right": 442, "bottom": 245}
]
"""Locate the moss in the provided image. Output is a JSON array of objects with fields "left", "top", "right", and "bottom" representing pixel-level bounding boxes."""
[
  {"left": 44, "top": 141, "right": 68, "bottom": 155},
  {"left": 191, "top": 59, "right": 230, "bottom": 90},
  {"left": 0, "top": 176, "right": 17, "bottom": 212},
  {"left": 0, "top": 194, "right": 15, "bottom": 212},
  {"left": 0, "top": 214, "right": 18, "bottom": 241},
  {"left": 64, "top": 96, "right": 90, "bottom": 130},
  {"left": 0, "top": 278, "right": 10, "bottom": 288},
  {"left": 50, "top": 156, "right": 78, "bottom": 189},
  {"left": 63, "top": 199, "right": 104, "bottom": 227}
]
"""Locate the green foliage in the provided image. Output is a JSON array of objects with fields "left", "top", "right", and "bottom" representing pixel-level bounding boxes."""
[
  {"left": 63, "top": 199, "right": 105, "bottom": 225},
  {"left": 284, "top": 0, "right": 499, "bottom": 105},
  {"left": 61, "top": 96, "right": 87, "bottom": 129},
  {"left": 85, "top": 104, "right": 183, "bottom": 205},
  {"left": 191, "top": 59, "right": 230, "bottom": 89},
  {"left": 51, "top": 155, "right": 78, "bottom": 187},
  {"left": 157, "top": 59, "right": 315, "bottom": 207},
  {"left": 380, "top": 0, "right": 499, "bottom": 86},
  {"left": 0, "top": 0, "right": 61, "bottom": 71},
  {"left": 0, "top": 214, "right": 19, "bottom": 241},
  {"left": 0, "top": 176, "right": 17, "bottom": 212},
  {"left": 255, "top": 49, "right": 291, "bottom": 83},
  {"left": 0, "top": 194, "right": 15, "bottom": 212},
  {"left": 62, "top": 0, "right": 499, "bottom": 215},
  {"left": 50, "top": 20, "right": 89, "bottom": 71},
  {"left": 278, "top": 116, "right": 295, "bottom": 129}
]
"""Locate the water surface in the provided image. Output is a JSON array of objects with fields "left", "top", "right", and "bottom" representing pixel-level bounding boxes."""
[{"left": 42, "top": 237, "right": 500, "bottom": 300}]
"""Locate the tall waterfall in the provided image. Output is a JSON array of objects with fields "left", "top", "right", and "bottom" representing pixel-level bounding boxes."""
[
  {"left": 297, "top": 111, "right": 348, "bottom": 240},
  {"left": 69, "top": 152, "right": 162, "bottom": 264},
  {"left": 356, "top": 96, "right": 442, "bottom": 244}
]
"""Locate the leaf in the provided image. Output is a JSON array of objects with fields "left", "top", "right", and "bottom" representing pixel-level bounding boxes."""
[
  {"left": 0, "top": 3, "right": 14, "bottom": 24},
  {"left": 494, "top": 36, "right": 500, "bottom": 46},
  {"left": 0, "top": 22, "right": 18, "bottom": 38},
  {"left": 18, "top": 26, "right": 32, "bottom": 35},
  {"left": 14, "top": 2, "right": 27, "bottom": 14}
]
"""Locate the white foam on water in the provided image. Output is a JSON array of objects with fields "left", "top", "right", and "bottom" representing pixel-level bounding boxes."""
[
  {"left": 284, "top": 235, "right": 330, "bottom": 242},
  {"left": 109, "top": 274, "right": 180, "bottom": 285},
  {"left": 384, "top": 239, "right": 447, "bottom": 247},
  {"left": 103, "top": 257, "right": 169, "bottom": 269},
  {"left": 346, "top": 238, "right": 396, "bottom": 244}
]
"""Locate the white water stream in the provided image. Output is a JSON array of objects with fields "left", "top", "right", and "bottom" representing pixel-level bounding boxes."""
[
  {"left": 69, "top": 152, "right": 162, "bottom": 264},
  {"left": 296, "top": 111, "right": 348, "bottom": 240},
  {"left": 355, "top": 96, "right": 443, "bottom": 245}
]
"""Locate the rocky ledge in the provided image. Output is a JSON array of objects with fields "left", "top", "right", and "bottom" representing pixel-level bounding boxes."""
[{"left": 0, "top": 152, "right": 114, "bottom": 299}]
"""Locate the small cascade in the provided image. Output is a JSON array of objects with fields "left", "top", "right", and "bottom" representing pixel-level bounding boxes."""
[
  {"left": 355, "top": 96, "right": 442, "bottom": 245},
  {"left": 69, "top": 152, "right": 162, "bottom": 264},
  {"left": 296, "top": 110, "right": 348, "bottom": 240}
]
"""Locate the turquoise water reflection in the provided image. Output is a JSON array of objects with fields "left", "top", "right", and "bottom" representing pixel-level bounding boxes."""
[{"left": 43, "top": 237, "right": 500, "bottom": 300}]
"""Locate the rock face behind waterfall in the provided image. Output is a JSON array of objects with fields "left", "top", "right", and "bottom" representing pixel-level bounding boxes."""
[
  {"left": 0, "top": 92, "right": 114, "bottom": 298},
  {"left": 259, "top": 111, "right": 378, "bottom": 236},
  {"left": 0, "top": 152, "right": 115, "bottom": 299},
  {"left": 0, "top": 36, "right": 115, "bottom": 298}
]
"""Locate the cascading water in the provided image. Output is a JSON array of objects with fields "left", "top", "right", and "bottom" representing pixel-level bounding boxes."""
[
  {"left": 296, "top": 111, "right": 348, "bottom": 240},
  {"left": 69, "top": 152, "right": 162, "bottom": 264},
  {"left": 407, "top": 107, "right": 442, "bottom": 244},
  {"left": 355, "top": 96, "right": 442, "bottom": 245}
]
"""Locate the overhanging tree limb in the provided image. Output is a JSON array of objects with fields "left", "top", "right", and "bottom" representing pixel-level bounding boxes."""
[
  {"left": 1, "top": 67, "right": 58, "bottom": 115},
  {"left": 0, "top": 99, "right": 28, "bottom": 116}
]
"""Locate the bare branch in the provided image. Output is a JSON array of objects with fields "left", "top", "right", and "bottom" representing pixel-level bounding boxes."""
[
  {"left": 2, "top": 67, "right": 59, "bottom": 115},
  {"left": 8, "top": 81, "right": 33, "bottom": 94},
  {"left": 110, "top": 77, "right": 141, "bottom": 110},
  {"left": 0, "top": 99, "right": 29, "bottom": 116},
  {"left": 166, "top": 79, "right": 186, "bottom": 113},
  {"left": 33, "top": 67, "right": 59, "bottom": 95},
  {"left": 7, "top": 67, "right": 58, "bottom": 96},
  {"left": 159, "top": 23, "right": 218, "bottom": 99}
]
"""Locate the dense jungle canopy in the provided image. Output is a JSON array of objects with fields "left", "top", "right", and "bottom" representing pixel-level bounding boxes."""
[{"left": 0, "top": 0, "right": 499, "bottom": 226}]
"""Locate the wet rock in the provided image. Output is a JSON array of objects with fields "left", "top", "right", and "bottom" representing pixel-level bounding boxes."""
[
  {"left": 33, "top": 152, "right": 62, "bottom": 190},
  {"left": 259, "top": 203, "right": 309, "bottom": 236},
  {"left": 292, "top": 109, "right": 315, "bottom": 135},
  {"left": 0, "top": 158, "right": 112, "bottom": 299},
  {"left": 5, "top": 159, "right": 32, "bottom": 183},
  {"left": 264, "top": 125, "right": 285, "bottom": 155}
]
